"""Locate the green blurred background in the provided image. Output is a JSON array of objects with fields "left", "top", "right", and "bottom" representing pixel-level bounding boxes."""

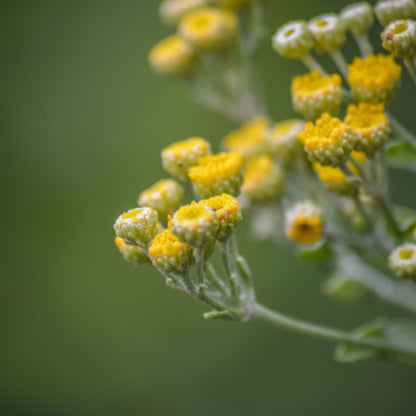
[{"left": 2, "top": 0, "right": 416, "bottom": 415}]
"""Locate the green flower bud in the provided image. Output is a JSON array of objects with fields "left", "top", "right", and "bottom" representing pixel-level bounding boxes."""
[
  {"left": 272, "top": 20, "right": 313, "bottom": 59},
  {"left": 382, "top": 19, "right": 416, "bottom": 58},
  {"left": 375, "top": 0, "right": 416, "bottom": 26},
  {"left": 159, "top": 0, "right": 208, "bottom": 26},
  {"left": 389, "top": 243, "right": 416, "bottom": 280},
  {"left": 308, "top": 14, "right": 346, "bottom": 52},
  {"left": 340, "top": 2, "right": 374, "bottom": 35}
]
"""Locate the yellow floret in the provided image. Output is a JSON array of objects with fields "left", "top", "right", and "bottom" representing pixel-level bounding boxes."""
[
  {"left": 222, "top": 117, "right": 269, "bottom": 158},
  {"left": 347, "top": 54, "right": 401, "bottom": 103},
  {"left": 148, "top": 34, "right": 196, "bottom": 77},
  {"left": 115, "top": 237, "right": 151, "bottom": 265},
  {"left": 189, "top": 152, "right": 244, "bottom": 198},
  {"left": 270, "top": 119, "right": 304, "bottom": 162},
  {"left": 162, "top": 137, "right": 211, "bottom": 181},
  {"left": 179, "top": 7, "right": 237, "bottom": 51}
]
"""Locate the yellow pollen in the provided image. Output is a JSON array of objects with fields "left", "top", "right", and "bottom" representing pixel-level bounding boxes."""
[
  {"left": 399, "top": 249, "right": 414, "bottom": 260},
  {"left": 287, "top": 215, "right": 322, "bottom": 245},
  {"left": 162, "top": 137, "right": 209, "bottom": 160},
  {"left": 115, "top": 236, "right": 126, "bottom": 249},
  {"left": 291, "top": 71, "right": 342, "bottom": 99},
  {"left": 391, "top": 21, "right": 408, "bottom": 35},
  {"left": 243, "top": 155, "right": 274, "bottom": 188},
  {"left": 199, "top": 193, "right": 240, "bottom": 220},
  {"left": 121, "top": 208, "right": 147, "bottom": 222},
  {"left": 174, "top": 203, "right": 214, "bottom": 223},
  {"left": 149, "top": 229, "right": 190, "bottom": 258}
]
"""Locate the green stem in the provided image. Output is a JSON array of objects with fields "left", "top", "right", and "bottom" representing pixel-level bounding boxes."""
[
  {"left": 253, "top": 302, "right": 416, "bottom": 358},
  {"left": 328, "top": 49, "right": 349, "bottom": 79},
  {"left": 387, "top": 111, "right": 416, "bottom": 152},
  {"left": 218, "top": 239, "right": 238, "bottom": 298},
  {"left": 300, "top": 54, "right": 327, "bottom": 75},
  {"left": 404, "top": 58, "right": 416, "bottom": 85},
  {"left": 352, "top": 33, "right": 373, "bottom": 57}
]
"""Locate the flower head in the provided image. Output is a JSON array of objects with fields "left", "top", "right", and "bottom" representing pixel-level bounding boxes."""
[
  {"left": 291, "top": 71, "right": 343, "bottom": 120},
  {"left": 308, "top": 14, "right": 346, "bottom": 52},
  {"left": 138, "top": 179, "right": 184, "bottom": 221},
  {"left": 382, "top": 19, "right": 416, "bottom": 58},
  {"left": 298, "top": 113, "right": 353, "bottom": 166},
  {"left": 179, "top": 7, "right": 237, "bottom": 51},
  {"left": 347, "top": 54, "right": 402, "bottom": 103},
  {"left": 171, "top": 202, "right": 217, "bottom": 246},
  {"left": 162, "top": 137, "right": 211, "bottom": 181},
  {"left": 270, "top": 119, "right": 304, "bottom": 163},
  {"left": 389, "top": 243, "right": 416, "bottom": 280},
  {"left": 344, "top": 103, "right": 389, "bottom": 155},
  {"left": 189, "top": 152, "right": 244, "bottom": 198},
  {"left": 148, "top": 34, "right": 196, "bottom": 77},
  {"left": 115, "top": 237, "right": 151, "bottom": 266},
  {"left": 340, "top": 2, "right": 374, "bottom": 35},
  {"left": 199, "top": 193, "right": 242, "bottom": 240},
  {"left": 375, "top": 0, "right": 416, "bottom": 26},
  {"left": 272, "top": 20, "right": 313, "bottom": 59},
  {"left": 242, "top": 155, "right": 284, "bottom": 203},
  {"left": 114, "top": 207, "right": 160, "bottom": 247},
  {"left": 285, "top": 201, "right": 323, "bottom": 245},
  {"left": 222, "top": 116, "right": 269, "bottom": 159},
  {"left": 159, "top": 0, "right": 208, "bottom": 25},
  {"left": 149, "top": 229, "right": 195, "bottom": 274}
]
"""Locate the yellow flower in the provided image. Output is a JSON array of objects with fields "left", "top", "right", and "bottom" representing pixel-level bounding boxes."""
[
  {"left": 298, "top": 113, "right": 353, "bottom": 166},
  {"left": 291, "top": 71, "right": 342, "bottom": 120},
  {"left": 389, "top": 243, "right": 416, "bottom": 280},
  {"left": 285, "top": 201, "right": 323, "bottom": 245},
  {"left": 114, "top": 207, "right": 160, "bottom": 247},
  {"left": 171, "top": 202, "right": 217, "bottom": 246},
  {"left": 347, "top": 54, "right": 402, "bottom": 103},
  {"left": 115, "top": 237, "right": 151, "bottom": 265},
  {"left": 199, "top": 193, "right": 242, "bottom": 240},
  {"left": 159, "top": 0, "right": 208, "bottom": 25},
  {"left": 189, "top": 152, "right": 244, "bottom": 198},
  {"left": 308, "top": 14, "right": 346, "bottom": 52},
  {"left": 344, "top": 103, "right": 389, "bottom": 155},
  {"left": 222, "top": 117, "right": 269, "bottom": 159},
  {"left": 270, "top": 119, "right": 304, "bottom": 163},
  {"left": 149, "top": 229, "right": 195, "bottom": 274},
  {"left": 179, "top": 7, "right": 237, "bottom": 51},
  {"left": 242, "top": 155, "right": 284, "bottom": 203},
  {"left": 148, "top": 34, "right": 196, "bottom": 77},
  {"left": 381, "top": 19, "right": 416, "bottom": 58},
  {"left": 313, "top": 151, "right": 367, "bottom": 194},
  {"left": 162, "top": 137, "right": 211, "bottom": 181}
]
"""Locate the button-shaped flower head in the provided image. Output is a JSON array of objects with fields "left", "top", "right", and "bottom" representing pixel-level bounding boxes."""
[
  {"left": 348, "top": 54, "right": 402, "bottom": 103},
  {"left": 272, "top": 20, "right": 313, "bottom": 59},
  {"left": 199, "top": 193, "right": 242, "bottom": 240},
  {"left": 340, "top": 2, "right": 374, "bottom": 36},
  {"left": 159, "top": 0, "right": 208, "bottom": 25},
  {"left": 148, "top": 34, "right": 197, "bottom": 77},
  {"left": 171, "top": 202, "right": 218, "bottom": 246},
  {"left": 389, "top": 243, "right": 416, "bottom": 280},
  {"left": 179, "top": 7, "right": 238, "bottom": 51},
  {"left": 308, "top": 14, "right": 346, "bottom": 52},
  {"left": 291, "top": 71, "right": 343, "bottom": 121},
  {"left": 138, "top": 179, "right": 184, "bottom": 221},
  {"left": 115, "top": 237, "right": 152, "bottom": 266},
  {"left": 270, "top": 119, "right": 305, "bottom": 163},
  {"left": 285, "top": 201, "right": 323, "bottom": 245},
  {"left": 114, "top": 207, "right": 160, "bottom": 247},
  {"left": 189, "top": 152, "right": 244, "bottom": 198},
  {"left": 298, "top": 113, "right": 354, "bottom": 167},
  {"left": 382, "top": 19, "right": 416, "bottom": 58},
  {"left": 222, "top": 116, "right": 270, "bottom": 159},
  {"left": 344, "top": 103, "right": 389, "bottom": 155},
  {"left": 149, "top": 229, "right": 195, "bottom": 274},
  {"left": 162, "top": 137, "right": 211, "bottom": 181},
  {"left": 375, "top": 0, "right": 416, "bottom": 26},
  {"left": 242, "top": 155, "right": 284, "bottom": 204}
]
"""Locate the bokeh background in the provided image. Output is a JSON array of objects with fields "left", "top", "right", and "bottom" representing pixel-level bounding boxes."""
[{"left": 2, "top": 0, "right": 416, "bottom": 415}]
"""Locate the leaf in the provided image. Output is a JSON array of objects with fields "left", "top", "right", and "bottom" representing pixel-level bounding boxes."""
[
  {"left": 323, "top": 273, "right": 367, "bottom": 303},
  {"left": 298, "top": 239, "right": 333, "bottom": 262},
  {"left": 385, "top": 141, "right": 416, "bottom": 171}
]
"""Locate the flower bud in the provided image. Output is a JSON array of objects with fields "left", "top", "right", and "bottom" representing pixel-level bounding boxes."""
[
  {"left": 162, "top": 137, "right": 211, "bottom": 181},
  {"left": 115, "top": 237, "right": 151, "bottom": 265},
  {"left": 114, "top": 207, "right": 160, "bottom": 247},
  {"left": 179, "top": 7, "right": 238, "bottom": 51},
  {"left": 375, "top": 0, "right": 416, "bottom": 26},
  {"left": 199, "top": 193, "right": 242, "bottom": 240},
  {"left": 149, "top": 229, "right": 195, "bottom": 274},
  {"left": 347, "top": 54, "right": 402, "bottom": 103},
  {"left": 148, "top": 34, "right": 196, "bottom": 77},
  {"left": 159, "top": 0, "right": 208, "bottom": 26},
  {"left": 189, "top": 152, "right": 244, "bottom": 198},
  {"left": 344, "top": 103, "right": 389, "bottom": 155},
  {"left": 382, "top": 19, "right": 416, "bottom": 58},
  {"left": 308, "top": 14, "right": 346, "bottom": 52},
  {"left": 285, "top": 201, "right": 323, "bottom": 245},
  {"left": 389, "top": 243, "right": 416, "bottom": 280},
  {"left": 298, "top": 113, "right": 354, "bottom": 167},
  {"left": 138, "top": 179, "right": 184, "bottom": 221},
  {"left": 272, "top": 21, "right": 313, "bottom": 59},
  {"left": 242, "top": 155, "right": 284, "bottom": 203},
  {"left": 270, "top": 119, "right": 305, "bottom": 164},
  {"left": 340, "top": 2, "right": 374, "bottom": 35},
  {"left": 171, "top": 202, "right": 218, "bottom": 246},
  {"left": 291, "top": 71, "right": 343, "bottom": 121}
]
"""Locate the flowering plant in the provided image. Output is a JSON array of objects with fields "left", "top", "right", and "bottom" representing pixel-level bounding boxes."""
[{"left": 114, "top": 0, "right": 416, "bottom": 365}]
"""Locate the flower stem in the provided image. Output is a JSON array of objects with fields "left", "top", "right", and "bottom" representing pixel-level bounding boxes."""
[
  {"left": 218, "top": 239, "right": 238, "bottom": 298},
  {"left": 404, "top": 58, "right": 416, "bottom": 85},
  {"left": 300, "top": 54, "right": 327, "bottom": 75},
  {"left": 329, "top": 49, "right": 349, "bottom": 79},
  {"left": 352, "top": 33, "right": 373, "bottom": 57},
  {"left": 387, "top": 111, "right": 416, "bottom": 152}
]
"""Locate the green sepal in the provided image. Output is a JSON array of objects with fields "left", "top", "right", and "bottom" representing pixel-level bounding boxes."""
[{"left": 298, "top": 239, "right": 333, "bottom": 262}]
